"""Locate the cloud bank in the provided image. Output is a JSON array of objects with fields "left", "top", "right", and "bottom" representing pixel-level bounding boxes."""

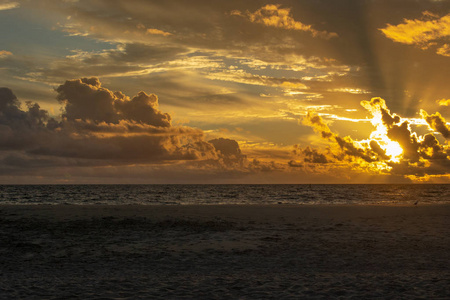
[
  {"left": 1, "top": 77, "right": 291, "bottom": 183},
  {"left": 0, "top": 78, "right": 239, "bottom": 165},
  {"left": 293, "top": 97, "right": 450, "bottom": 181}
]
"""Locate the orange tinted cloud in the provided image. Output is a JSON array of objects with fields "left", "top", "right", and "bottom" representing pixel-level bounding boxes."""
[
  {"left": 0, "top": 2, "right": 19, "bottom": 11},
  {"left": 232, "top": 4, "right": 337, "bottom": 39},
  {"left": 420, "top": 109, "right": 450, "bottom": 139},
  {"left": 436, "top": 44, "right": 450, "bottom": 56},
  {"left": 0, "top": 50, "right": 12, "bottom": 58},
  {"left": 380, "top": 12, "right": 450, "bottom": 55},
  {"left": 437, "top": 98, "right": 450, "bottom": 106},
  {"left": 297, "top": 98, "right": 450, "bottom": 181},
  {"left": 146, "top": 28, "right": 172, "bottom": 37}
]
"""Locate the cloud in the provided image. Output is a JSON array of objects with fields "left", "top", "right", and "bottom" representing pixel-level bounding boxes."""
[
  {"left": 300, "top": 111, "right": 380, "bottom": 164},
  {"left": 288, "top": 160, "right": 303, "bottom": 168},
  {"left": 56, "top": 78, "right": 172, "bottom": 127},
  {"left": 206, "top": 68, "right": 308, "bottom": 90},
  {"left": 0, "top": 78, "right": 225, "bottom": 163},
  {"left": 231, "top": 4, "right": 337, "bottom": 39},
  {"left": 209, "top": 138, "right": 247, "bottom": 167},
  {"left": 299, "top": 146, "right": 329, "bottom": 164},
  {"left": 0, "top": 1, "right": 19, "bottom": 10},
  {"left": 297, "top": 97, "right": 450, "bottom": 181},
  {"left": 0, "top": 87, "right": 53, "bottom": 149},
  {"left": 420, "top": 109, "right": 450, "bottom": 139},
  {"left": 436, "top": 43, "right": 450, "bottom": 56},
  {"left": 437, "top": 98, "right": 450, "bottom": 106},
  {"left": 1, "top": 77, "right": 287, "bottom": 183},
  {"left": 71, "top": 43, "right": 187, "bottom": 65},
  {"left": 0, "top": 50, "right": 13, "bottom": 58},
  {"left": 145, "top": 28, "right": 172, "bottom": 37},
  {"left": 301, "top": 111, "right": 334, "bottom": 139},
  {"left": 6, "top": 1, "right": 361, "bottom": 119},
  {"left": 380, "top": 11, "right": 450, "bottom": 56}
]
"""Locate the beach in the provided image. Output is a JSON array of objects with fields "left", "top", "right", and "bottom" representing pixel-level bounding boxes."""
[{"left": 1, "top": 204, "right": 449, "bottom": 299}]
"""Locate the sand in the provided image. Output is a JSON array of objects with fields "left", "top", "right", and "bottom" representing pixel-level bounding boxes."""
[{"left": 1, "top": 204, "right": 449, "bottom": 299}]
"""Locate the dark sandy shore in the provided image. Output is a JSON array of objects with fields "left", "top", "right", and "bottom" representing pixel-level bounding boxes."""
[{"left": 1, "top": 204, "right": 449, "bottom": 299}]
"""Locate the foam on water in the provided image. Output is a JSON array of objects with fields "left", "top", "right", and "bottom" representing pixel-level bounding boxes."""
[{"left": 0, "top": 184, "right": 449, "bottom": 205}]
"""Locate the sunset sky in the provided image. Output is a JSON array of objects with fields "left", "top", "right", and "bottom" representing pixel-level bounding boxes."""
[{"left": 1, "top": 0, "right": 450, "bottom": 183}]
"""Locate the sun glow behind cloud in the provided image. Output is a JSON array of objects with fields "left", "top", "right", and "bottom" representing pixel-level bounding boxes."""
[
  {"left": 361, "top": 98, "right": 404, "bottom": 163},
  {"left": 298, "top": 97, "right": 450, "bottom": 178},
  {"left": 1, "top": 1, "right": 450, "bottom": 183}
]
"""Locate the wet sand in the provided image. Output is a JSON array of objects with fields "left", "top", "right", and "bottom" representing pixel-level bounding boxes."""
[{"left": 1, "top": 204, "right": 449, "bottom": 299}]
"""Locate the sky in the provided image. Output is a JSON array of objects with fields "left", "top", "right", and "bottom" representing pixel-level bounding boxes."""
[{"left": 1, "top": 0, "right": 450, "bottom": 184}]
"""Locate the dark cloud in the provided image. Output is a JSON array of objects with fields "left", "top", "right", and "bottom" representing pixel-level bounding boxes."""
[
  {"left": 420, "top": 109, "right": 450, "bottom": 139},
  {"left": 419, "top": 134, "right": 448, "bottom": 160},
  {"left": 56, "top": 78, "right": 171, "bottom": 126},
  {"left": 1, "top": 77, "right": 290, "bottom": 183},
  {"left": 302, "top": 111, "right": 334, "bottom": 140},
  {"left": 369, "top": 140, "right": 390, "bottom": 160},
  {"left": 0, "top": 79, "right": 227, "bottom": 164},
  {"left": 301, "top": 111, "right": 380, "bottom": 163},
  {"left": 300, "top": 146, "right": 329, "bottom": 164},
  {"left": 335, "top": 136, "right": 376, "bottom": 162},
  {"left": 208, "top": 137, "right": 247, "bottom": 167},
  {"left": 0, "top": 87, "right": 57, "bottom": 150},
  {"left": 288, "top": 160, "right": 303, "bottom": 168},
  {"left": 300, "top": 97, "right": 450, "bottom": 180},
  {"left": 0, "top": 87, "right": 51, "bottom": 129},
  {"left": 209, "top": 138, "right": 242, "bottom": 157},
  {"left": 386, "top": 121, "right": 420, "bottom": 161}
]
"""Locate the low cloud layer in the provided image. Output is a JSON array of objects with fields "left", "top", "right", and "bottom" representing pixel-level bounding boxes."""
[
  {"left": 0, "top": 78, "right": 253, "bottom": 166},
  {"left": 293, "top": 97, "right": 450, "bottom": 181}
]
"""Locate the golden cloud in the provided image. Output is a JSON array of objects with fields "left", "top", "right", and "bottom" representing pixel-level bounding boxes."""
[
  {"left": 0, "top": 50, "right": 13, "bottom": 58},
  {"left": 437, "top": 98, "right": 450, "bottom": 106},
  {"left": 436, "top": 44, "right": 450, "bottom": 56},
  {"left": 380, "top": 12, "right": 450, "bottom": 56},
  {"left": 231, "top": 4, "right": 337, "bottom": 39},
  {"left": 206, "top": 68, "right": 308, "bottom": 90},
  {"left": 0, "top": 2, "right": 19, "bottom": 11},
  {"left": 145, "top": 28, "right": 172, "bottom": 37},
  {"left": 420, "top": 109, "right": 450, "bottom": 139},
  {"left": 295, "top": 97, "right": 450, "bottom": 182}
]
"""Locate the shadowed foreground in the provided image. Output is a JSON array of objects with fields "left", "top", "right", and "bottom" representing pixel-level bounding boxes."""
[{"left": 1, "top": 205, "right": 449, "bottom": 299}]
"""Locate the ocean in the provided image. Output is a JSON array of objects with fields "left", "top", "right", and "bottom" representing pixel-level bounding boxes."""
[
  {"left": 1, "top": 185, "right": 449, "bottom": 298},
  {"left": 0, "top": 184, "right": 448, "bottom": 205}
]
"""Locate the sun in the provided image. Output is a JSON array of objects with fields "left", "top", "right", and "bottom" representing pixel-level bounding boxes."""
[
  {"left": 382, "top": 138, "right": 403, "bottom": 162},
  {"left": 365, "top": 105, "right": 404, "bottom": 163},
  {"left": 369, "top": 125, "right": 404, "bottom": 163}
]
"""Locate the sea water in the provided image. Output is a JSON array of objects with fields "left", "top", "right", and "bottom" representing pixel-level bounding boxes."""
[{"left": 0, "top": 184, "right": 448, "bottom": 205}]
